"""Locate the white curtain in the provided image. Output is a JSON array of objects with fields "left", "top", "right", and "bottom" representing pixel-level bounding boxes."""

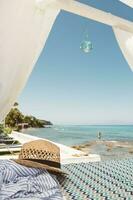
[
  {"left": 114, "top": 1, "right": 133, "bottom": 71},
  {"left": 113, "top": 27, "right": 133, "bottom": 71},
  {"left": 0, "top": 0, "right": 60, "bottom": 122},
  {"left": 119, "top": 0, "right": 133, "bottom": 8}
]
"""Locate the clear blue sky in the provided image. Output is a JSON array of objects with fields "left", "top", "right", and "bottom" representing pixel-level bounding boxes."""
[{"left": 18, "top": 0, "right": 133, "bottom": 125}]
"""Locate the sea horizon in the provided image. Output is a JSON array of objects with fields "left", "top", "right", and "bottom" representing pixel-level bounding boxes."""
[
  {"left": 22, "top": 124, "right": 133, "bottom": 146},
  {"left": 54, "top": 124, "right": 133, "bottom": 126}
]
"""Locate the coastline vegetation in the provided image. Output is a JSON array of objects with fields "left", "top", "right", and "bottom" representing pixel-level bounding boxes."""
[{"left": 2, "top": 102, "right": 52, "bottom": 132}]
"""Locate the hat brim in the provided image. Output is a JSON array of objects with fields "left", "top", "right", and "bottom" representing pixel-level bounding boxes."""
[{"left": 13, "top": 159, "right": 66, "bottom": 175}]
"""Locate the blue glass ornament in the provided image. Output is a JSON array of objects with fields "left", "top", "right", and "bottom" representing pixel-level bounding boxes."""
[{"left": 80, "top": 34, "right": 93, "bottom": 53}]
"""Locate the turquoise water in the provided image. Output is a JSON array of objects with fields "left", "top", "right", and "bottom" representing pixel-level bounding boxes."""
[{"left": 23, "top": 125, "right": 133, "bottom": 146}]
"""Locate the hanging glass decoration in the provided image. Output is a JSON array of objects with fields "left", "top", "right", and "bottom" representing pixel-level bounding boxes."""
[{"left": 80, "top": 34, "right": 93, "bottom": 53}]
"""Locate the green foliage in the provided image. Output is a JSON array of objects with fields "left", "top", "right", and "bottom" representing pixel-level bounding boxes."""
[
  {"left": 0, "top": 124, "right": 4, "bottom": 134},
  {"left": 24, "top": 116, "right": 44, "bottom": 128},
  {"left": 4, "top": 127, "right": 12, "bottom": 135},
  {"left": 5, "top": 108, "right": 24, "bottom": 128},
  {"left": 13, "top": 102, "right": 19, "bottom": 107},
  {"left": 0, "top": 124, "right": 12, "bottom": 135},
  {"left": 4, "top": 106, "right": 52, "bottom": 131},
  {"left": 39, "top": 120, "right": 52, "bottom": 126}
]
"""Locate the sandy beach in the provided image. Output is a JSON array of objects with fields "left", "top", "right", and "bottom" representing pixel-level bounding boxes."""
[{"left": 72, "top": 140, "right": 133, "bottom": 160}]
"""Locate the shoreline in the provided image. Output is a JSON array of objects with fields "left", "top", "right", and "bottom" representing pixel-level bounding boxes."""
[
  {"left": 6, "top": 130, "right": 133, "bottom": 162},
  {"left": 21, "top": 128, "right": 133, "bottom": 161},
  {"left": 21, "top": 125, "right": 133, "bottom": 147},
  {"left": 72, "top": 140, "right": 133, "bottom": 160}
]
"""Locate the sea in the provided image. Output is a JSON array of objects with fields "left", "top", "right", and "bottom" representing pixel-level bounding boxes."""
[{"left": 22, "top": 125, "right": 133, "bottom": 146}]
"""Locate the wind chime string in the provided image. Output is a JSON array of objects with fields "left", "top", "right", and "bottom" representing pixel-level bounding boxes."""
[{"left": 80, "top": 25, "right": 93, "bottom": 53}]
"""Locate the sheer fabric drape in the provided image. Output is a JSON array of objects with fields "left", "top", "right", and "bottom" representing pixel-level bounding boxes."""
[
  {"left": 113, "top": 27, "right": 133, "bottom": 71},
  {"left": 0, "top": 0, "right": 59, "bottom": 122},
  {"left": 119, "top": 0, "right": 133, "bottom": 8}
]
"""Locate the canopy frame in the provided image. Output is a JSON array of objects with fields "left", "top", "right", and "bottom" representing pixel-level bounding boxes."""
[{"left": 55, "top": 0, "right": 133, "bottom": 33}]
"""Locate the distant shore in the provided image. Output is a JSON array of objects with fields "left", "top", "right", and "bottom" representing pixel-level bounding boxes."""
[{"left": 72, "top": 140, "right": 133, "bottom": 160}]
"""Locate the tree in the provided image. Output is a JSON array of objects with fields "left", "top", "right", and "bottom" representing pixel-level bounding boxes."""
[
  {"left": 24, "top": 115, "right": 44, "bottom": 128},
  {"left": 5, "top": 108, "right": 24, "bottom": 128},
  {"left": 4, "top": 103, "right": 52, "bottom": 130},
  {"left": 0, "top": 124, "right": 4, "bottom": 134},
  {"left": 13, "top": 102, "right": 19, "bottom": 107}
]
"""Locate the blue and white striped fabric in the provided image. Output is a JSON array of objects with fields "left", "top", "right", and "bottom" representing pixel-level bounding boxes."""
[{"left": 0, "top": 160, "right": 63, "bottom": 200}]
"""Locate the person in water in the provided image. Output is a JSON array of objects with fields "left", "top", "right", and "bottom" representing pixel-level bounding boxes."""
[{"left": 97, "top": 132, "right": 102, "bottom": 140}]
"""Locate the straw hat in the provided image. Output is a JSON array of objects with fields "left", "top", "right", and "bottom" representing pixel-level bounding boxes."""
[{"left": 13, "top": 139, "right": 65, "bottom": 175}]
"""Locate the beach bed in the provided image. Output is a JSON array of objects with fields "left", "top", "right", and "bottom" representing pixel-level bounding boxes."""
[
  {"left": 0, "top": 155, "right": 133, "bottom": 199},
  {"left": 0, "top": 131, "right": 133, "bottom": 199},
  {"left": 0, "top": 147, "right": 21, "bottom": 153},
  {"left": 0, "top": 143, "right": 22, "bottom": 155},
  {"left": 59, "top": 158, "right": 133, "bottom": 199}
]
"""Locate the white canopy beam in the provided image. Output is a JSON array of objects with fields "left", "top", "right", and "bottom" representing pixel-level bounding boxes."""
[{"left": 57, "top": 0, "right": 133, "bottom": 33}]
